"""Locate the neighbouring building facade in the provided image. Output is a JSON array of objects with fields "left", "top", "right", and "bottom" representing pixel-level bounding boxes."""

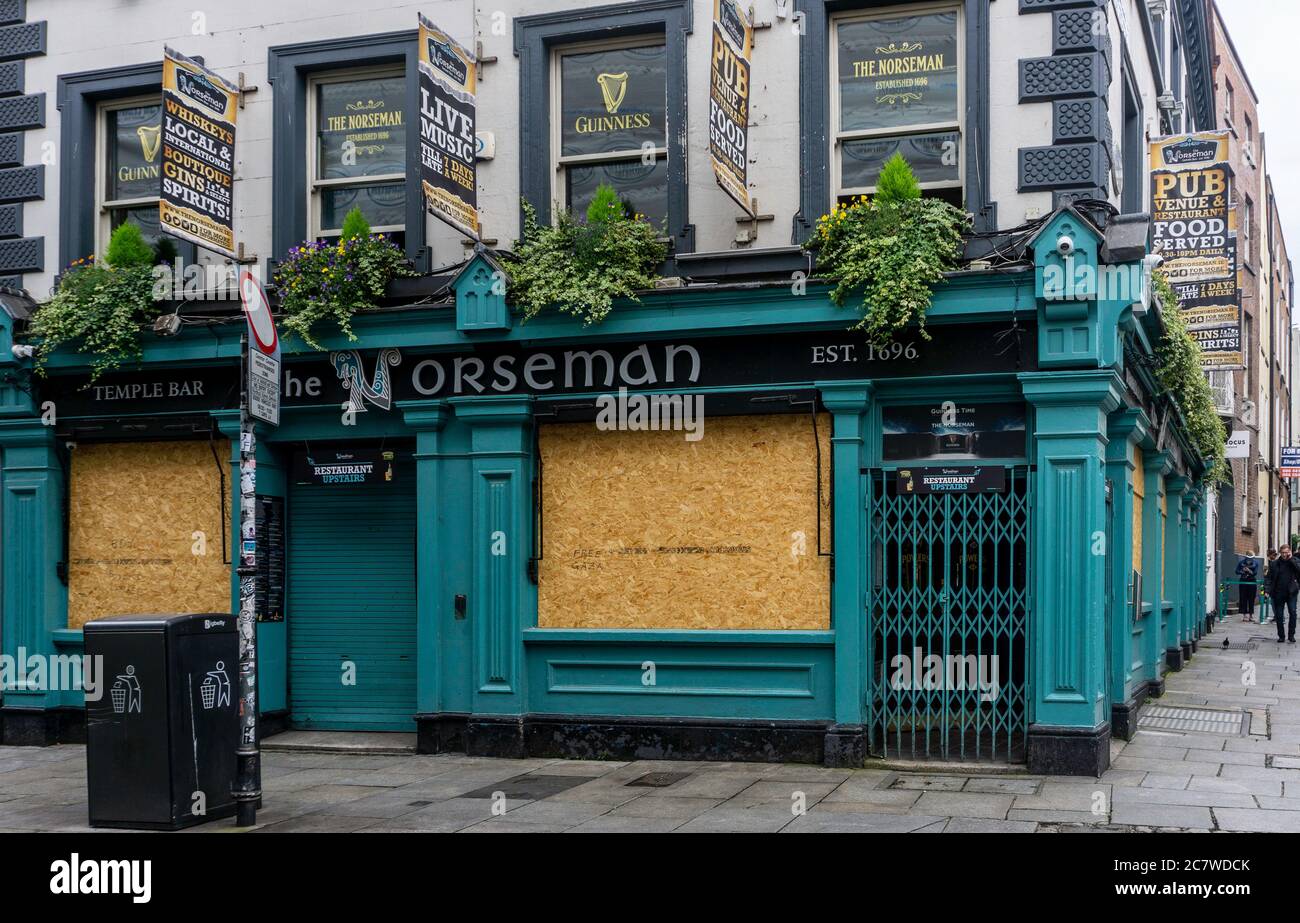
[
  {"left": 0, "top": 0, "right": 1223, "bottom": 776},
  {"left": 1208, "top": 0, "right": 1293, "bottom": 586}
]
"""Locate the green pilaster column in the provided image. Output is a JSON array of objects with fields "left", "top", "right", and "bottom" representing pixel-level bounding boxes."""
[
  {"left": 398, "top": 399, "right": 450, "bottom": 754},
  {"left": 818, "top": 382, "right": 872, "bottom": 767},
  {"left": 1105, "top": 409, "right": 1149, "bottom": 739},
  {"left": 1166, "top": 476, "right": 1190, "bottom": 665},
  {"left": 449, "top": 395, "right": 534, "bottom": 758},
  {"left": 1142, "top": 452, "right": 1172, "bottom": 686},
  {"left": 0, "top": 421, "right": 68, "bottom": 744},
  {"left": 1020, "top": 370, "right": 1122, "bottom": 776}
]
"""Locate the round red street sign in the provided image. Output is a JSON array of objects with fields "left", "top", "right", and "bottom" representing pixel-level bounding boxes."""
[{"left": 239, "top": 270, "right": 278, "bottom": 356}]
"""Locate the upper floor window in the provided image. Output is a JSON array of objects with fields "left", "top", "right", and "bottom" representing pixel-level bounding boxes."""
[
  {"left": 309, "top": 68, "right": 406, "bottom": 241},
  {"left": 830, "top": 5, "right": 962, "bottom": 203},
  {"left": 98, "top": 97, "right": 162, "bottom": 250},
  {"left": 552, "top": 38, "right": 668, "bottom": 227}
]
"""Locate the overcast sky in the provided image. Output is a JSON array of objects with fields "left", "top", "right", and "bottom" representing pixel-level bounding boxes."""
[{"left": 1215, "top": 0, "right": 1299, "bottom": 270}]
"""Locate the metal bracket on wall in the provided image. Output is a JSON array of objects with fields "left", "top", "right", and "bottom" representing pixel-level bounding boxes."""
[
  {"left": 237, "top": 72, "right": 258, "bottom": 110},
  {"left": 475, "top": 42, "right": 498, "bottom": 83},
  {"left": 735, "top": 198, "right": 774, "bottom": 245}
]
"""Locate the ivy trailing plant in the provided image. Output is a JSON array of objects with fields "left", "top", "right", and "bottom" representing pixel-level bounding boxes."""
[
  {"left": 503, "top": 183, "right": 667, "bottom": 325},
  {"left": 806, "top": 153, "right": 968, "bottom": 346},
  {"left": 27, "top": 222, "right": 164, "bottom": 381},
  {"left": 275, "top": 206, "right": 414, "bottom": 350},
  {"left": 1152, "top": 269, "right": 1228, "bottom": 483}
]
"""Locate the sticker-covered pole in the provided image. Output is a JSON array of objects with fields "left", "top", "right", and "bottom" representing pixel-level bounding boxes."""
[{"left": 234, "top": 331, "right": 261, "bottom": 827}]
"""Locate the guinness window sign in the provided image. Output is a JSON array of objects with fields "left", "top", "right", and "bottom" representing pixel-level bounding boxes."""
[
  {"left": 104, "top": 102, "right": 164, "bottom": 244},
  {"left": 557, "top": 42, "right": 668, "bottom": 227},
  {"left": 833, "top": 9, "right": 961, "bottom": 196}
]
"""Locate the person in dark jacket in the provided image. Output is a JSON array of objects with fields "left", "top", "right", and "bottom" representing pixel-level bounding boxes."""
[
  {"left": 1236, "top": 556, "right": 1259, "bottom": 621},
  {"left": 1269, "top": 545, "right": 1300, "bottom": 643}
]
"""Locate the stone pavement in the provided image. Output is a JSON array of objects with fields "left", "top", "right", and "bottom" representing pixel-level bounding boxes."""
[{"left": 3, "top": 615, "right": 1300, "bottom": 833}]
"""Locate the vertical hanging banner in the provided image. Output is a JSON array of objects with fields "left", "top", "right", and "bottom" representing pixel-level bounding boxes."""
[
  {"left": 1149, "top": 131, "right": 1243, "bottom": 369},
  {"left": 160, "top": 47, "right": 239, "bottom": 258},
  {"left": 418, "top": 15, "right": 479, "bottom": 239},
  {"left": 709, "top": 0, "right": 754, "bottom": 215}
]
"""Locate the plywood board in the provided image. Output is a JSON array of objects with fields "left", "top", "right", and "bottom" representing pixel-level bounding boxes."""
[
  {"left": 538, "top": 413, "right": 831, "bottom": 629},
  {"left": 67, "top": 440, "right": 232, "bottom": 628}
]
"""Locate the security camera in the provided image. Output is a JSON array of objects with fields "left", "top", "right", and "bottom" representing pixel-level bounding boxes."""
[
  {"left": 1056, "top": 235, "right": 1075, "bottom": 257},
  {"left": 10, "top": 344, "right": 34, "bottom": 359}
]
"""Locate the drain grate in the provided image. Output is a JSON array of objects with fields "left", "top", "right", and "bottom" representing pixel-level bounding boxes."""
[
  {"left": 626, "top": 771, "right": 692, "bottom": 788},
  {"left": 1138, "top": 705, "right": 1247, "bottom": 736}
]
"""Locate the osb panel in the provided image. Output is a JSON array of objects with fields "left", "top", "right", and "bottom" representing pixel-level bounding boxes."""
[
  {"left": 67, "top": 440, "right": 231, "bottom": 628},
  {"left": 538, "top": 414, "right": 831, "bottom": 630}
]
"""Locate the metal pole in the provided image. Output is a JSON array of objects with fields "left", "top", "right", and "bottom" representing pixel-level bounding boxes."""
[{"left": 234, "top": 331, "right": 261, "bottom": 826}]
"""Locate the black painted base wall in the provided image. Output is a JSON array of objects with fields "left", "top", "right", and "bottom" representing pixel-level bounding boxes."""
[
  {"left": 1026, "top": 722, "right": 1111, "bottom": 777},
  {"left": 0, "top": 706, "right": 85, "bottom": 746}
]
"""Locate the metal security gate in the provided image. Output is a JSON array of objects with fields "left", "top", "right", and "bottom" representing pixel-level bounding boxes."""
[
  {"left": 867, "top": 467, "right": 1031, "bottom": 761},
  {"left": 287, "top": 463, "right": 417, "bottom": 731}
]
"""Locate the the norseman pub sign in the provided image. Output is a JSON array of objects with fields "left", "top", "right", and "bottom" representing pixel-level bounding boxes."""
[
  {"left": 43, "top": 324, "right": 1037, "bottom": 418},
  {"left": 1149, "top": 131, "right": 1242, "bottom": 369},
  {"left": 160, "top": 47, "right": 239, "bottom": 258}
]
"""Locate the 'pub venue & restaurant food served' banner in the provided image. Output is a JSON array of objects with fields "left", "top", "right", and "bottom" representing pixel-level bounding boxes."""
[
  {"left": 1149, "top": 131, "right": 1242, "bottom": 370},
  {"left": 160, "top": 47, "right": 239, "bottom": 258},
  {"left": 418, "top": 14, "right": 479, "bottom": 239},
  {"left": 709, "top": 0, "right": 754, "bottom": 214}
]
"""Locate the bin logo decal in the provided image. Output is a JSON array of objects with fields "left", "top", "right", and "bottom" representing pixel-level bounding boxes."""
[
  {"left": 200, "top": 661, "right": 231, "bottom": 710},
  {"left": 111, "top": 665, "right": 142, "bottom": 715}
]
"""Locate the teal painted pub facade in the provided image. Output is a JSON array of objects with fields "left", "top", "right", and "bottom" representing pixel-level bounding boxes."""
[{"left": 0, "top": 207, "right": 1214, "bottom": 776}]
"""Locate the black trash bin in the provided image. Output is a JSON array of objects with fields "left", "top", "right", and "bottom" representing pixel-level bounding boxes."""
[{"left": 84, "top": 613, "right": 239, "bottom": 829}]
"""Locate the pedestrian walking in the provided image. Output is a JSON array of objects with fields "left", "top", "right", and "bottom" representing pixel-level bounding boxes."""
[
  {"left": 1236, "top": 556, "right": 1259, "bottom": 621},
  {"left": 1269, "top": 545, "right": 1300, "bottom": 643}
]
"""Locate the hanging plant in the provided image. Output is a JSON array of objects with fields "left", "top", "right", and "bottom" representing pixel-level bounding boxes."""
[
  {"left": 1152, "top": 269, "right": 1228, "bottom": 483},
  {"left": 806, "top": 153, "right": 968, "bottom": 346},
  {"left": 503, "top": 184, "right": 667, "bottom": 325},
  {"left": 274, "top": 207, "right": 414, "bottom": 350},
  {"left": 26, "top": 222, "right": 165, "bottom": 380}
]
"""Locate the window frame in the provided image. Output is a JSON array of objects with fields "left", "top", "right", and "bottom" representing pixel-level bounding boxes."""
[
  {"left": 306, "top": 65, "right": 408, "bottom": 239},
  {"left": 549, "top": 33, "right": 669, "bottom": 224},
  {"left": 95, "top": 94, "right": 163, "bottom": 253},
  {"left": 514, "top": 0, "right": 693, "bottom": 256},
  {"left": 828, "top": 1, "right": 965, "bottom": 199}
]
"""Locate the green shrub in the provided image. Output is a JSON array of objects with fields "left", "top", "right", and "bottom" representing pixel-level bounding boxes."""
[
  {"left": 874, "top": 153, "right": 923, "bottom": 204},
  {"left": 340, "top": 206, "right": 372, "bottom": 241},
  {"left": 105, "top": 221, "right": 156, "bottom": 268},
  {"left": 807, "top": 170, "right": 967, "bottom": 346},
  {"left": 503, "top": 185, "right": 666, "bottom": 325}
]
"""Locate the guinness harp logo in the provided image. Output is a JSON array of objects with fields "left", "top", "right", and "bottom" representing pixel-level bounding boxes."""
[
  {"left": 597, "top": 72, "right": 629, "bottom": 114},
  {"left": 137, "top": 124, "right": 162, "bottom": 162}
]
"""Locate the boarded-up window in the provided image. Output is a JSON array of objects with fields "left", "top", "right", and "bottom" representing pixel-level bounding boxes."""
[
  {"left": 68, "top": 440, "right": 231, "bottom": 628},
  {"left": 538, "top": 414, "right": 831, "bottom": 629}
]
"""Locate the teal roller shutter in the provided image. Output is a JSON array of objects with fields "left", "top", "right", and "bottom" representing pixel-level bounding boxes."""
[{"left": 287, "top": 474, "right": 417, "bottom": 731}]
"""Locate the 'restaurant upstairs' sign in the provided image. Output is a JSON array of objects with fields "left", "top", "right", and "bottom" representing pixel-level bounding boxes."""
[
  {"left": 160, "top": 47, "right": 239, "bottom": 258},
  {"left": 418, "top": 14, "right": 479, "bottom": 239}
]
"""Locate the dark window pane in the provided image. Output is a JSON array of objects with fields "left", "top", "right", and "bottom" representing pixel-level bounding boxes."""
[
  {"left": 320, "top": 181, "right": 406, "bottom": 230},
  {"left": 837, "top": 12, "right": 959, "bottom": 133},
  {"left": 566, "top": 157, "right": 668, "bottom": 229},
  {"left": 316, "top": 77, "right": 407, "bottom": 181},
  {"left": 111, "top": 205, "right": 162, "bottom": 246},
  {"left": 560, "top": 44, "right": 667, "bottom": 157},
  {"left": 107, "top": 104, "right": 162, "bottom": 202},
  {"left": 841, "top": 130, "right": 961, "bottom": 189}
]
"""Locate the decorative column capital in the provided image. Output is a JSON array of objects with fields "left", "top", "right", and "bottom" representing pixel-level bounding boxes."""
[
  {"left": 816, "top": 381, "right": 874, "bottom": 414},
  {"left": 1019, "top": 369, "right": 1123, "bottom": 413},
  {"left": 397, "top": 399, "right": 450, "bottom": 431}
]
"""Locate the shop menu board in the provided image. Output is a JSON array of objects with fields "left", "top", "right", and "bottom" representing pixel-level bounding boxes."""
[
  {"left": 709, "top": 0, "right": 754, "bottom": 214},
  {"left": 417, "top": 14, "right": 479, "bottom": 239},
  {"left": 255, "top": 495, "right": 285, "bottom": 623},
  {"left": 1149, "top": 132, "right": 1243, "bottom": 370},
  {"left": 160, "top": 47, "right": 239, "bottom": 257},
  {"left": 882, "top": 402, "right": 1027, "bottom": 461}
]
